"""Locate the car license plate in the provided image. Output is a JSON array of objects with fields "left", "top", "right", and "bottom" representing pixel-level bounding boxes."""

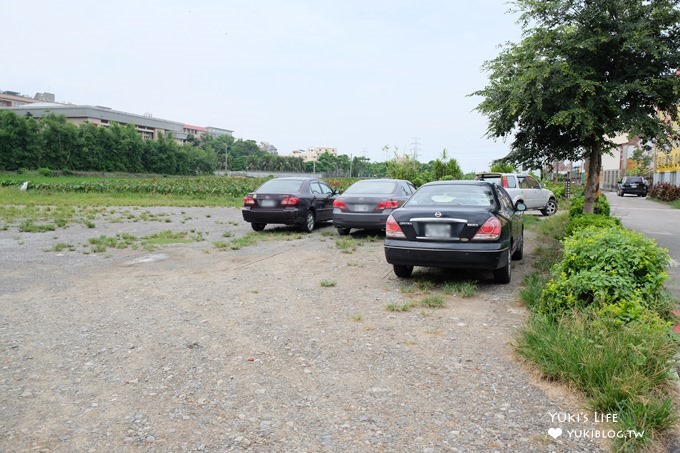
[
  {"left": 353, "top": 204, "right": 372, "bottom": 212},
  {"left": 630, "top": 183, "right": 637, "bottom": 188},
  {"left": 260, "top": 199, "right": 276, "bottom": 207},
  {"left": 425, "top": 224, "right": 450, "bottom": 237}
]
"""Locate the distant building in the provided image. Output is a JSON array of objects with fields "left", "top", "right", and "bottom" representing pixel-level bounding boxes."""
[
  {"left": 34, "top": 92, "right": 55, "bottom": 102},
  {"left": 258, "top": 142, "right": 278, "bottom": 154},
  {"left": 4, "top": 99, "right": 234, "bottom": 143},
  {"left": 652, "top": 108, "right": 680, "bottom": 186},
  {"left": 0, "top": 91, "right": 44, "bottom": 108},
  {"left": 290, "top": 146, "right": 337, "bottom": 162},
  {"left": 206, "top": 126, "right": 233, "bottom": 137}
]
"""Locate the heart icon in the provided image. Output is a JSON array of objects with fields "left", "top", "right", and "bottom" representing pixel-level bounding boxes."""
[{"left": 548, "top": 428, "right": 563, "bottom": 439}]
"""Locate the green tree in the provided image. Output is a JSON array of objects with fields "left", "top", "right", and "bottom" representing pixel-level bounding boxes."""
[
  {"left": 0, "top": 111, "right": 41, "bottom": 170},
  {"left": 38, "top": 113, "right": 79, "bottom": 170},
  {"left": 629, "top": 148, "right": 652, "bottom": 175},
  {"left": 490, "top": 160, "right": 515, "bottom": 173},
  {"left": 473, "top": 0, "right": 680, "bottom": 213}
]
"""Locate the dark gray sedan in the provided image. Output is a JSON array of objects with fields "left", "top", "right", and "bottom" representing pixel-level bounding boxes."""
[
  {"left": 332, "top": 179, "right": 416, "bottom": 235},
  {"left": 384, "top": 180, "right": 525, "bottom": 283},
  {"left": 242, "top": 177, "right": 337, "bottom": 232}
]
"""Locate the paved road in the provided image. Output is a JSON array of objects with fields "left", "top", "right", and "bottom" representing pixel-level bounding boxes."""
[{"left": 606, "top": 192, "right": 680, "bottom": 299}]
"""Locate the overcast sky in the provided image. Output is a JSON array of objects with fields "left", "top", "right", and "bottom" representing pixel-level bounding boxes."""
[{"left": 3, "top": 1, "right": 522, "bottom": 172}]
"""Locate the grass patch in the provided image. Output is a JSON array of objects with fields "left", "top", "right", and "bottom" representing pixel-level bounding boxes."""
[
  {"left": 19, "top": 219, "right": 56, "bottom": 232},
  {"left": 442, "top": 280, "right": 477, "bottom": 298},
  {"left": 335, "top": 237, "right": 359, "bottom": 253},
  {"left": 386, "top": 302, "right": 415, "bottom": 312},
  {"left": 47, "top": 242, "right": 75, "bottom": 252},
  {"left": 516, "top": 313, "right": 678, "bottom": 451},
  {"left": 0, "top": 187, "right": 242, "bottom": 208},
  {"left": 320, "top": 280, "right": 336, "bottom": 287},
  {"left": 419, "top": 295, "right": 445, "bottom": 308},
  {"left": 140, "top": 230, "right": 203, "bottom": 250}
]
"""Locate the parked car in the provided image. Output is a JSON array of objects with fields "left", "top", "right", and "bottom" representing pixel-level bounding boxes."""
[
  {"left": 617, "top": 176, "right": 648, "bottom": 197},
  {"left": 384, "top": 180, "right": 526, "bottom": 283},
  {"left": 332, "top": 179, "right": 417, "bottom": 235},
  {"left": 475, "top": 172, "right": 557, "bottom": 216},
  {"left": 242, "top": 177, "right": 337, "bottom": 232}
]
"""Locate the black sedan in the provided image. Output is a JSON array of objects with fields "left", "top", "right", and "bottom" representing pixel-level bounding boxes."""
[
  {"left": 332, "top": 178, "right": 416, "bottom": 235},
  {"left": 616, "top": 176, "right": 648, "bottom": 197},
  {"left": 384, "top": 180, "right": 525, "bottom": 283},
  {"left": 242, "top": 177, "right": 337, "bottom": 232}
]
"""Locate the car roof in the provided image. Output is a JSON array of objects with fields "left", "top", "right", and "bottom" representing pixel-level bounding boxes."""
[
  {"left": 350, "top": 178, "right": 408, "bottom": 183},
  {"left": 421, "top": 180, "right": 494, "bottom": 187},
  {"left": 267, "top": 177, "right": 317, "bottom": 181},
  {"left": 476, "top": 172, "right": 530, "bottom": 177}
]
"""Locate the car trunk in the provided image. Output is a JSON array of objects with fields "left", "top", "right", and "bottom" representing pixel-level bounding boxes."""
[{"left": 394, "top": 208, "right": 495, "bottom": 241}]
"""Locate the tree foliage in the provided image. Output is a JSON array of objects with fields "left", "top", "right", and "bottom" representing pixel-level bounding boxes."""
[
  {"left": 0, "top": 111, "right": 308, "bottom": 175},
  {"left": 473, "top": 0, "right": 680, "bottom": 213}
]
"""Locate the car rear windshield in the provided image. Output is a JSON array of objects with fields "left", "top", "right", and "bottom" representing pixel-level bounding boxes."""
[
  {"left": 256, "top": 179, "right": 304, "bottom": 193},
  {"left": 343, "top": 180, "right": 397, "bottom": 195},
  {"left": 626, "top": 177, "right": 644, "bottom": 183},
  {"left": 406, "top": 184, "right": 495, "bottom": 207}
]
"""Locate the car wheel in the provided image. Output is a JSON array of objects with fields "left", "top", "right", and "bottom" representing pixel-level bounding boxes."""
[
  {"left": 494, "top": 252, "right": 511, "bottom": 284},
  {"left": 393, "top": 265, "right": 413, "bottom": 278},
  {"left": 336, "top": 227, "right": 351, "bottom": 236},
  {"left": 300, "top": 211, "right": 316, "bottom": 233},
  {"left": 251, "top": 223, "right": 266, "bottom": 231},
  {"left": 617, "top": 190, "right": 623, "bottom": 197},
  {"left": 540, "top": 198, "right": 557, "bottom": 216},
  {"left": 512, "top": 230, "right": 524, "bottom": 260}
]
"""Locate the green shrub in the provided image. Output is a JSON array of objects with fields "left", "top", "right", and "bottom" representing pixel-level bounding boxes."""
[
  {"left": 564, "top": 213, "right": 621, "bottom": 237},
  {"left": 37, "top": 167, "right": 53, "bottom": 177},
  {"left": 537, "top": 226, "right": 670, "bottom": 320},
  {"left": 544, "top": 181, "right": 566, "bottom": 199},
  {"left": 568, "top": 194, "right": 610, "bottom": 217}
]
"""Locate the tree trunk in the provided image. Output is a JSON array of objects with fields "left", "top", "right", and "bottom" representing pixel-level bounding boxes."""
[{"left": 583, "top": 144, "right": 602, "bottom": 214}]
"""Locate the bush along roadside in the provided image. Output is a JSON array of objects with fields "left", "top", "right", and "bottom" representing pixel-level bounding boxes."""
[{"left": 517, "top": 196, "right": 680, "bottom": 452}]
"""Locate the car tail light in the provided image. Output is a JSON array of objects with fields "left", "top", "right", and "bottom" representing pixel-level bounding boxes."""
[
  {"left": 501, "top": 175, "right": 508, "bottom": 188},
  {"left": 281, "top": 196, "right": 299, "bottom": 206},
  {"left": 243, "top": 195, "right": 255, "bottom": 206},
  {"left": 333, "top": 199, "right": 348, "bottom": 209},
  {"left": 385, "top": 215, "right": 406, "bottom": 238},
  {"left": 473, "top": 216, "right": 502, "bottom": 240},
  {"left": 376, "top": 200, "right": 399, "bottom": 210}
]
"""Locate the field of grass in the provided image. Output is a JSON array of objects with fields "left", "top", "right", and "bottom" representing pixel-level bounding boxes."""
[{"left": 0, "top": 173, "right": 267, "bottom": 207}]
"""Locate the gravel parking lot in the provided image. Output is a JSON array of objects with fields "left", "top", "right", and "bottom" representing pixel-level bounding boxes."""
[{"left": 0, "top": 206, "right": 608, "bottom": 451}]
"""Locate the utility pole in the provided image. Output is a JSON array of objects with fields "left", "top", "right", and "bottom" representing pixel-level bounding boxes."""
[{"left": 410, "top": 137, "right": 421, "bottom": 160}]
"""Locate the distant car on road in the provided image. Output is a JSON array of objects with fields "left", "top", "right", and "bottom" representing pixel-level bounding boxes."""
[
  {"left": 475, "top": 172, "right": 557, "bottom": 216},
  {"left": 242, "top": 177, "right": 337, "bottom": 232},
  {"left": 332, "top": 179, "right": 416, "bottom": 235},
  {"left": 616, "top": 176, "right": 648, "bottom": 197},
  {"left": 384, "top": 180, "right": 526, "bottom": 283}
]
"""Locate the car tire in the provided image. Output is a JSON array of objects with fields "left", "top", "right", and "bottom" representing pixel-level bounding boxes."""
[
  {"left": 393, "top": 265, "right": 414, "bottom": 278},
  {"left": 336, "top": 227, "right": 351, "bottom": 236},
  {"left": 493, "top": 252, "right": 511, "bottom": 284},
  {"left": 540, "top": 198, "right": 557, "bottom": 216},
  {"left": 251, "top": 223, "right": 266, "bottom": 231},
  {"left": 300, "top": 211, "right": 316, "bottom": 233},
  {"left": 617, "top": 190, "right": 623, "bottom": 197},
  {"left": 512, "top": 230, "right": 524, "bottom": 260}
]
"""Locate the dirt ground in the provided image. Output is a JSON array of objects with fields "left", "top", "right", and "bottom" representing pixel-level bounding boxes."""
[{"left": 0, "top": 206, "right": 611, "bottom": 451}]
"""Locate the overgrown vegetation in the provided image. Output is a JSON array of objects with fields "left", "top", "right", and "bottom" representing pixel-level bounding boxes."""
[
  {"left": 649, "top": 182, "right": 680, "bottom": 202},
  {"left": 518, "top": 199, "right": 679, "bottom": 451}
]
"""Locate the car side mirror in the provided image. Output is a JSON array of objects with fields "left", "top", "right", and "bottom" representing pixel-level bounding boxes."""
[{"left": 515, "top": 202, "right": 527, "bottom": 212}]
